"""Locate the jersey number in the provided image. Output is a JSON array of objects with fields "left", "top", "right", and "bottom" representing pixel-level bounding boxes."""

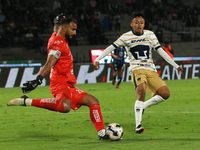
[{"left": 130, "top": 45, "right": 150, "bottom": 60}]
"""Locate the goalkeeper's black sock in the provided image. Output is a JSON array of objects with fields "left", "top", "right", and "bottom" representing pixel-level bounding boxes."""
[{"left": 117, "top": 77, "right": 122, "bottom": 86}]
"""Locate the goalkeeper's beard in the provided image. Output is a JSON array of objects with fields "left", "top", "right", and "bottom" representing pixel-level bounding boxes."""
[{"left": 65, "top": 32, "right": 71, "bottom": 41}]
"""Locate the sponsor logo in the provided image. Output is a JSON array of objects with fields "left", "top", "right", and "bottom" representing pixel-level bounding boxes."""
[
  {"left": 93, "top": 110, "right": 101, "bottom": 122},
  {"left": 40, "top": 98, "right": 56, "bottom": 104},
  {"left": 131, "top": 39, "right": 147, "bottom": 43},
  {"left": 54, "top": 40, "right": 60, "bottom": 44}
]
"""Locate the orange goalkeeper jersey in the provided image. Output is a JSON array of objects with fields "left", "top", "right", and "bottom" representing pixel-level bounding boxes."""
[{"left": 47, "top": 34, "right": 77, "bottom": 84}]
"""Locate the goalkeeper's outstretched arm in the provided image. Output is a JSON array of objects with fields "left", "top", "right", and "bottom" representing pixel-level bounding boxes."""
[
  {"left": 22, "top": 54, "right": 58, "bottom": 93},
  {"left": 38, "top": 55, "right": 57, "bottom": 78}
]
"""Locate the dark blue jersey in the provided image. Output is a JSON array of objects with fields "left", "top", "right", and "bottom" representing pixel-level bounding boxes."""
[{"left": 112, "top": 47, "right": 125, "bottom": 64}]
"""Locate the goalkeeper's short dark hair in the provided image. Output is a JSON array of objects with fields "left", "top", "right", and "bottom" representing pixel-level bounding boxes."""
[{"left": 59, "top": 16, "right": 77, "bottom": 25}]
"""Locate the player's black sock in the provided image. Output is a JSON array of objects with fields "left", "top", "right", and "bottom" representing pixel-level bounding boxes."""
[{"left": 117, "top": 77, "right": 122, "bottom": 86}]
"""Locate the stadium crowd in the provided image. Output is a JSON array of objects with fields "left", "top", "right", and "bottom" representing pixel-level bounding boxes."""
[{"left": 0, "top": 0, "right": 199, "bottom": 48}]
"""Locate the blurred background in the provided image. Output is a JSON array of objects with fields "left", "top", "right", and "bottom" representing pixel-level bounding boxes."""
[{"left": 0, "top": 0, "right": 200, "bottom": 64}]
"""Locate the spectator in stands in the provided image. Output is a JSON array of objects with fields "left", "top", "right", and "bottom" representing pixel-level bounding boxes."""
[
  {"left": 144, "top": 6, "right": 153, "bottom": 23},
  {"left": 99, "top": 27, "right": 108, "bottom": 45},
  {"left": 153, "top": 0, "right": 162, "bottom": 6},
  {"left": 32, "top": 33, "right": 44, "bottom": 52},
  {"left": 0, "top": 0, "right": 199, "bottom": 49},
  {"left": 4, "top": 25, "right": 15, "bottom": 47},
  {"left": 89, "top": 0, "right": 97, "bottom": 9},
  {"left": 0, "top": 11, "right": 5, "bottom": 23},
  {"left": 155, "top": 26, "right": 163, "bottom": 43},
  {"left": 14, "top": 24, "right": 26, "bottom": 47},
  {"left": 53, "top": 0, "right": 61, "bottom": 10},
  {"left": 114, "top": 13, "right": 121, "bottom": 31},
  {"left": 192, "top": 4, "right": 199, "bottom": 27},
  {"left": 125, "top": 0, "right": 133, "bottom": 14},
  {"left": 108, "top": 14, "right": 114, "bottom": 31},
  {"left": 24, "top": 29, "right": 34, "bottom": 50},
  {"left": 162, "top": 42, "right": 174, "bottom": 60},
  {"left": 101, "top": 16, "right": 109, "bottom": 32},
  {"left": 0, "top": 31, "right": 9, "bottom": 47}
]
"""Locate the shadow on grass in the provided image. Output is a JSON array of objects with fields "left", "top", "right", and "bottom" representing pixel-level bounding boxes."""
[
  {"left": 0, "top": 131, "right": 73, "bottom": 142},
  {"left": 80, "top": 137, "right": 200, "bottom": 145}
]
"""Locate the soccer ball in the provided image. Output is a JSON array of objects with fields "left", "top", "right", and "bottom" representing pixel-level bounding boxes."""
[{"left": 106, "top": 123, "right": 123, "bottom": 141}]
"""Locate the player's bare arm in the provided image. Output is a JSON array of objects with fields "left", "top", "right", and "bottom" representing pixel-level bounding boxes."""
[
  {"left": 94, "top": 61, "right": 100, "bottom": 70},
  {"left": 39, "top": 55, "right": 58, "bottom": 78},
  {"left": 177, "top": 66, "right": 183, "bottom": 74},
  {"left": 112, "top": 53, "right": 118, "bottom": 59},
  {"left": 22, "top": 55, "right": 58, "bottom": 93}
]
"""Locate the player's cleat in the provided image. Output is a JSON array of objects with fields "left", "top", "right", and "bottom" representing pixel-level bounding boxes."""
[
  {"left": 116, "top": 85, "right": 120, "bottom": 88},
  {"left": 7, "top": 95, "right": 29, "bottom": 106},
  {"left": 98, "top": 134, "right": 109, "bottom": 140},
  {"left": 98, "top": 129, "right": 109, "bottom": 140},
  {"left": 135, "top": 124, "right": 145, "bottom": 134},
  {"left": 112, "top": 79, "right": 115, "bottom": 85}
]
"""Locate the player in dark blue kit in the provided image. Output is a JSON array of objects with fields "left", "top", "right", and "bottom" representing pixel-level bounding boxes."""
[{"left": 111, "top": 47, "right": 126, "bottom": 88}]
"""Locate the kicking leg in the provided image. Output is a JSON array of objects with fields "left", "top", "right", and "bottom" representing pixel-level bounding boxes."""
[
  {"left": 7, "top": 95, "right": 71, "bottom": 113},
  {"left": 143, "top": 86, "right": 170, "bottom": 109}
]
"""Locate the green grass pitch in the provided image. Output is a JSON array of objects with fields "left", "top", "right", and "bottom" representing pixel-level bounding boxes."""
[{"left": 0, "top": 79, "right": 200, "bottom": 150}]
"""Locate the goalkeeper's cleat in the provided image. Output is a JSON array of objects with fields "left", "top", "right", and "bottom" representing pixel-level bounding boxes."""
[
  {"left": 98, "top": 134, "right": 109, "bottom": 140},
  {"left": 135, "top": 124, "right": 145, "bottom": 134},
  {"left": 7, "top": 95, "right": 29, "bottom": 106},
  {"left": 21, "top": 95, "right": 29, "bottom": 99},
  {"left": 98, "top": 129, "right": 109, "bottom": 140}
]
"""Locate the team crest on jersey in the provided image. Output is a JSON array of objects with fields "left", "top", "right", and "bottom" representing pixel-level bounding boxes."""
[
  {"left": 55, "top": 50, "right": 61, "bottom": 58},
  {"left": 54, "top": 40, "right": 60, "bottom": 44},
  {"left": 56, "top": 52, "right": 60, "bottom": 57}
]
